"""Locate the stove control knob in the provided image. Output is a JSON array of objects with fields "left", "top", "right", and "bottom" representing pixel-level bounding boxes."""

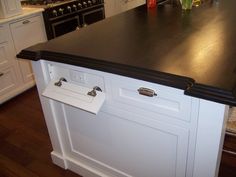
[
  {"left": 88, "top": 0, "right": 92, "bottom": 6},
  {"left": 59, "top": 8, "right": 64, "bottom": 15},
  {"left": 83, "top": 1, "right": 87, "bottom": 7},
  {"left": 72, "top": 4, "right": 77, "bottom": 11},
  {"left": 67, "top": 6, "right": 72, "bottom": 12},
  {"left": 92, "top": 0, "right": 97, "bottom": 4},
  {"left": 52, "top": 10, "right": 58, "bottom": 17},
  {"left": 78, "top": 3, "right": 82, "bottom": 8}
]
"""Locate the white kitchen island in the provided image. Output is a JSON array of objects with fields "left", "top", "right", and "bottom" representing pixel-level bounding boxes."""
[
  {"left": 17, "top": 1, "right": 236, "bottom": 176},
  {"left": 30, "top": 60, "right": 228, "bottom": 177}
]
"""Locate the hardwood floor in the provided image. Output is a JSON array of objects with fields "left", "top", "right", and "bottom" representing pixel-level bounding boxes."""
[
  {"left": 0, "top": 87, "right": 235, "bottom": 177},
  {"left": 219, "top": 133, "right": 236, "bottom": 177},
  {"left": 0, "top": 87, "right": 81, "bottom": 177}
]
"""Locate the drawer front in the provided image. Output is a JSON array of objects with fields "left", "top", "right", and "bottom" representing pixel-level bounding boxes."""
[
  {"left": 0, "top": 26, "right": 7, "bottom": 43},
  {"left": 108, "top": 75, "right": 192, "bottom": 122},
  {"left": 10, "top": 15, "right": 46, "bottom": 53},
  {"left": 0, "top": 67, "right": 18, "bottom": 96}
]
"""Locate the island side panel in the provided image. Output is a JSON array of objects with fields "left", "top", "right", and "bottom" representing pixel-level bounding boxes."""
[
  {"left": 31, "top": 60, "right": 68, "bottom": 169},
  {"left": 193, "top": 100, "right": 229, "bottom": 177}
]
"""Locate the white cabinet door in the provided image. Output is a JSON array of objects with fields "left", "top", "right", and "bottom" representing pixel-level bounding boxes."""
[
  {"left": 0, "top": 67, "right": 18, "bottom": 98},
  {"left": 56, "top": 103, "right": 189, "bottom": 177},
  {"left": 10, "top": 15, "right": 46, "bottom": 83},
  {"left": 0, "top": 41, "right": 13, "bottom": 69},
  {"left": 0, "top": 25, "right": 14, "bottom": 69},
  {"left": 0, "top": 25, "right": 7, "bottom": 43}
]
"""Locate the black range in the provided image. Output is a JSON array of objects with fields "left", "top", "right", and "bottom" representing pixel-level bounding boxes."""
[{"left": 22, "top": 0, "right": 105, "bottom": 40}]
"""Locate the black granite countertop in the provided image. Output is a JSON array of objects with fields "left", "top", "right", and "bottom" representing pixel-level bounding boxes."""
[{"left": 18, "top": 0, "right": 236, "bottom": 106}]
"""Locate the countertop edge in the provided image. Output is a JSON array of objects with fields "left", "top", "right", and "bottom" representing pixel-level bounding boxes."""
[
  {"left": 185, "top": 84, "right": 236, "bottom": 106},
  {"left": 17, "top": 50, "right": 236, "bottom": 106}
]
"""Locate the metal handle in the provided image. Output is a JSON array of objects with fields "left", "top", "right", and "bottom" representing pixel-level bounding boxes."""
[
  {"left": 54, "top": 77, "right": 67, "bottom": 87},
  {"left": 22, "top": 20, "right": 30, "bottom": 25},
  {"left": 0, "top": 72, "right": 4, "bottom": 77},
  {"left": 87, "top": 86, "right": 102, "bottom": 97},
  {"left": 138, "top": 87, "right": 157, "bottom": 97}
]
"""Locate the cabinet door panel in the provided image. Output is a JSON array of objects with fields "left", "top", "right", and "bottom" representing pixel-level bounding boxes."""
[
  {"left": 10, "top": 15, "right": 46, "bottom": 83},
  {"left": 108, "top": 75, "right": 192, "bottom": 123},
  {"left": 0, "top": 67, "right": 17, "bottom": 96},
  {"left": 57, "top": 104, "right": 189, "bottom": 177},
  {"left": 0, "top": 42, "right": 13, "bottom": 69},
  {"left": 0, "top": 26, "right": 7, "bottom": 43}
]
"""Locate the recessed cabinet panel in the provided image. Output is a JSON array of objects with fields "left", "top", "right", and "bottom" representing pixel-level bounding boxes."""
[
  {"left": 109, "top": 76, "right": 192, "bottom": 122},
  {"left": 0, "top": 42, "right": 13, "bottom": 69},
  {"left": 0, "top": 67, "right": 17, "bottom": 96},
  {"left": 0, "top": 26, "right": 7, "bottom": 43},
  {"left": 61, "top": 104, "right": 188, "bottom": 177},
  {"left": 18, "top": 59, "right": 34, "bottom": 82}
]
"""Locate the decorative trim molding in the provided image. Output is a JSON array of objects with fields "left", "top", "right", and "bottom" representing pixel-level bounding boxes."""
[{"left": 17, "top": 50, "right": 236, "bottom": 106}]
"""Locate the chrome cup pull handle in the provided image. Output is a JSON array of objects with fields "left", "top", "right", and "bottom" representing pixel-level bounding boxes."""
[{"left": 138, "top": 87, "right": 157, "bottom": 97}]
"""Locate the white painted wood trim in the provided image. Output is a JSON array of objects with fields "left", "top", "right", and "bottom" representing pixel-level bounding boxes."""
[
  {"left": 31, "top": 60, "right": 68, "bottom": 168},
  {"left": 193, "top": 99, "right": 228, "bottom": 177}
]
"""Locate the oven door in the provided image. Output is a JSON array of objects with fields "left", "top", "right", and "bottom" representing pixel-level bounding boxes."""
[
  {"left": 51, "top": 15, "right": 80, "bottom": 38},
  {"left": 81, "top": 7, "right": 105, "bottom": 26}
]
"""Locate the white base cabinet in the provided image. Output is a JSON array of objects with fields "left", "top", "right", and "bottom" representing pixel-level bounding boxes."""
[
  {"left": 0, "top": 11, "right": 47, "bottom": 104},
  {"left": 32, "top": 60, "right": 228, "bottom": 177}
]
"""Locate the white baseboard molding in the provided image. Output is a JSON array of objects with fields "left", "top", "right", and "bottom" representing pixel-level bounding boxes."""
[{"left": 51, "top": 151, "right": 68, "bottom": 169}]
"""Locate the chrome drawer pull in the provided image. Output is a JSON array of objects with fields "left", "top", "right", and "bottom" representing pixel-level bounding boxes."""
[
  {"left": 138, "top": 87, "right": 157, "bottom": 97},
  {"left": 0, "top": 72, "right": 4, "bottom": 77},
  {"left": 22, "top": 20, "right": 30, "bottom": 25},
  {"left": 54, "top": 77, "right": 67, "bottom": 87},
  {"left": 87, "top": 86, "right": 102, "bottom": 97}
]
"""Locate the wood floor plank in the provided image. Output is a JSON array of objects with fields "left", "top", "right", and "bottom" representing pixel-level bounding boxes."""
[
  {"left": 0, "top": 140, "right": 33, "bottom": 166},
  {"left": 0, "top": 154, "right": 39, "bottom": 177},
  {"left": 27, "top": 160, "right": 82, "bottom": 177},
  {"left": 0, "top": 88, "right": 82, "bottom": 177}
]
